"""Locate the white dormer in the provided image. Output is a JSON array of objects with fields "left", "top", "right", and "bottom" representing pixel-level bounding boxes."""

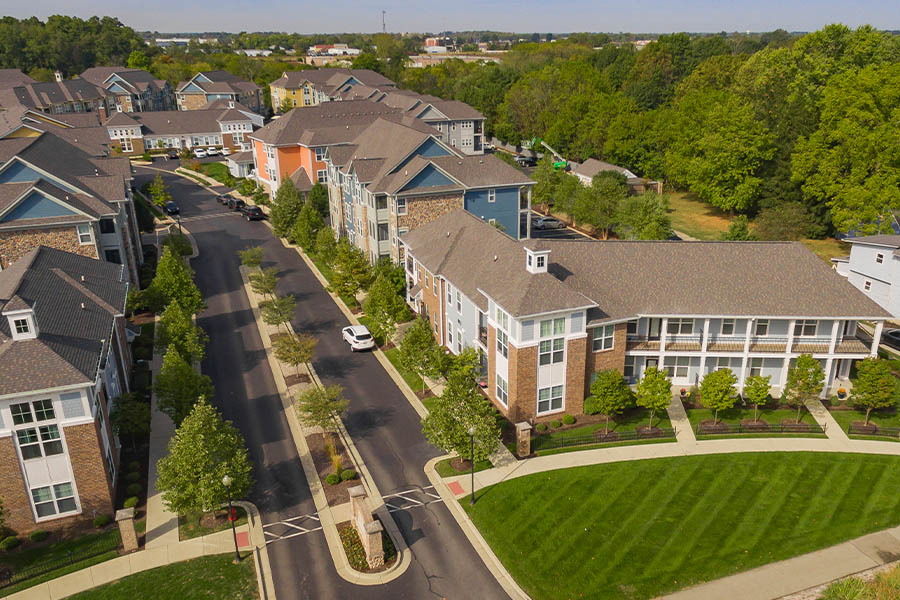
[
  {"left": 3, "top": 301, "right": 38, "bottom": 341},
  {"left": 525, "top": 248, "right": 550, "bottom": 274}
]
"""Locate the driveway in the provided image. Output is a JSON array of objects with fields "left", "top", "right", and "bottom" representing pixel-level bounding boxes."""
[{"left": 134, "top": 168, "right": 509, "bottom": 600}]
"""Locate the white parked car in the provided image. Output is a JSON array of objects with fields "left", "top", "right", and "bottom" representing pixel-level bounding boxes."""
[
  {"left": 342, "top": 325, "right": 375, "bottom": 351},
  {"left": 221, "top": 146, "right": 232, "bottom": 156},
  {"left": 206, "top": 147, "right": 219, "bottom": 156},
  {"left": 192, "top": 148, "right": 207, "bottom": 158},
  {"left": 533, "top": 216, "right": 565, "bottom": 230}
]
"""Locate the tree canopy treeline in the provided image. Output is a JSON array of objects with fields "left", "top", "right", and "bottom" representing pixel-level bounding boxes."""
[{"left": 402, "top": 25, "right": 900, "bottom": 237}]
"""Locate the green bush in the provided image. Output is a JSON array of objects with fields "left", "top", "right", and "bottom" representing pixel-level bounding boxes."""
[
  {"left": 126, "top": 471, "right": 140, "bottom": 483},
  {"left": 550, "top": 420, "right": 562, "bottom": 429},
  {"left": 0, "top": 526, "right": 14, "bottom": 540},
  {"left": 562, "top": 414, "right": 576, "bottom": 425},
  {"left": 126, "top": 483, "right": 143, "bottom": 496},
  {"left": 325, "top": 473, "right": 340, "bottom": 485},
  {"left": 141, "top": 152, "right": 152, "bottom": 162},
  {"left": 535, "top": 423, "right": 548, "bottom": 433},
  {"left": 133, "top": 346, "right": 152, "bottom": 361},
  {"left": 29, "top": 530, "right": 49, "bottom": 543},
  {"left": 163, "top": 233, "right": 192, "bottom": 257},
  {"left": 340, "top": 469, "right": 357, "bottom": 481},
  {"left": 93, "top": 514, "right": 112, "bottom": 528},
  {"left": 128, "top": 460, "right": 141, "bottom": 472},
  {"left": 123, "top": 496, "right": 139, "bottom": 509},
  {"left": 0, "top": 536, "right": 21, "bottom": 551}
]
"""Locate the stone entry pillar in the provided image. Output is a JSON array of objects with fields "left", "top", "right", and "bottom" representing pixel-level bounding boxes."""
[
  {"left": 348, "top": 485, "right": 385, "bottom": 569},
  {"left": 516, "top": 422, "right": 532, "bottom": 458},
  {"left": 116, "top": 507, "right": 138, "bottom": 552}
]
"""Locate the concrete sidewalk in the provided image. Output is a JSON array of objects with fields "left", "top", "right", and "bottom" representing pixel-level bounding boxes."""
[{"left": 145, "top": 341, "right": 179, "bottom": 549}]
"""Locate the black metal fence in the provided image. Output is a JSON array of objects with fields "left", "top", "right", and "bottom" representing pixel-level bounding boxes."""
[
  {"left": 848, "top": 424, "right": 900, "bottom": 438},
  {"left": 531, "top": 427, "right": 677, "bottom": 452},
  {"left": 0, "top": 534, "right": 121, "bottom": 590},
  {"left": 695, "top": 421, "right": 826, "bottom": 436}
]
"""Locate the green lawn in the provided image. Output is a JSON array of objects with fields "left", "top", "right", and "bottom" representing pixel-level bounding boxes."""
[
  {"left": 685, "top": 405, "right": 821, "bottom": 433},
  {"left": 0, "top": 528, "right": 120, "bottom": 597},
  {"left": 829, "top": 407, "right": 900, "bottom": 439},
  {"left": 434, "top": 457, "right": 493, "bottom": 478},
  {"left": 200, "top": 162, "right": 230, "bottom": 184},
  {"left": 464, "top": 452, "right": 900, "bottom": 600},
  {"left": 66, "top": 554, "right": 257, "bottom": 600},
  {"left": 178, "top": 508, "right": 247, "bottom": 541},
  {"left": 383, "top": 347, "right": 426, "bottom": 394}
]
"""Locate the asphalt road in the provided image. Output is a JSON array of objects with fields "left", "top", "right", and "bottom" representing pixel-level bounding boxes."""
[{"left": 135, "top": 169, "right": 509, "bottom": 600}]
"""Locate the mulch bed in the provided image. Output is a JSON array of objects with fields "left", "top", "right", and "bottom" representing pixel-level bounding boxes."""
[
  {"left": 781, "top": 419, "right": 812, "bottom": 431},
  {"left": 851, "top": 421, "right": 879, "bottom": 434},
  {"left": 415, "top": 390, "right": 435, "bottom": 400},
  {"left": 593, "top": 430, "right": 620, "bottom": 442},
  {"left": 635, "top": 425, "right": 668, "bottom": 437},
  {"left": 284, "top": 373, "right": 311, "bottom": 386},
  {"left": 740, "top": 419, "right": 771, "bottom": 430},
  {"left": 305, "top": 433, "right": 358, "bottom": 506},
  {"left": 449, "top": 457, "right": 473, "bottom": 472},
  {"left": 699, "top": 419, "right": 731, "bottom": 432},
  {"left": 336, "top": 521, "right": 397, "bottom": 573}
]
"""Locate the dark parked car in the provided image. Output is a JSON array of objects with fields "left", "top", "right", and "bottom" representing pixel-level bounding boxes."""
[
  {"left": 882, "top": 329, "right": 900, "bottom": 350},
  {"left": 217, "top": 194, "right": 231, "bottom": 204},
  {"left": 515, "top": 154, "right": 537, "bottom": 167},
  {"left": 240, "top": 205, "right": 264, "bottom": 221},
  {"left": 227, "top": 198, "right": 245, "bottom": 211},
  {"left": 164, "top": 201, "right": 179, "bottom": 215},
  {"left": 167, "top": 149, "right": 179, "bottom": 160}
]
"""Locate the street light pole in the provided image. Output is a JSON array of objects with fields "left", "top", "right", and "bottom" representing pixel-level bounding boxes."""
[
  {"left": 468, "top": 425, "right": 476, "bottom": 505},
  {"left": 222, "top": 475, "right": 240, "bottom": 564}
]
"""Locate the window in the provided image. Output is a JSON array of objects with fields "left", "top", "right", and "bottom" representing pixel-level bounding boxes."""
[
  {"left": 397, "top": 197, "right": 407, "bottom": 215},
  {"left": 864, "top": 280, "right": 872, "bottom": 291},
  {"left": 793, "top": 320, "right": 817, "bottom": 337},
  {"left": 447, "top": 284, "right": 453, "bottom": 305},
  {"left": 496, "top": 375, "right": 508, "bottom": 406},
  {"left": 538, "top": 338, "right": 565, "bottom": 365},
  {"left": 665, "top": 356, "right": 691, "bottom": 378},
  {"left": 536, "top": 255, "right": 545, "bottom": 268},
  {"left": 104, "top": 249, "right": 122, "bottom": 264},
  {"left": 447, "top": 320, "right": 453, "bottom": 345},
  {"left": 755, "top": 319, "right": 769, "bottom": 336},
  {"left": 592, "top": 324, "right": 615, "bottom": 352},
  {"left": 540, "top": 318, "right": 565, "bottom": 337},
  {"left": 624, "top": 356, "right": 635, "bottom": 379},
  {"left": 488, "top": 189, "right": 496, "bottom": 203},
  {"left": 451, "top": 139, "right": 457, "bottom": 147},
  {"left": 31, "top": 482, "right": 76, "bottom": 518},
  {"left": 314, "top": 147, "right": 327, "bottom": 161},
  {"left": 721, "top": 319, "right": 734, "bottom": 335},
  {"left": 537, "top": 385, "right": 563, "bottom": 414},
  {"left": 749, "top": 357, "right": 764, "bottom": 377},
  {"left": 317, "top": 169, "right": 327, "bottom": 183},
  {"left": 11, "top": 403, "right": 32, "bottom": 425},
  {"left": 456, "top": 290, "right": 461, "bottom": 312},
  {"left": 716, "top": 357, "right": 732, "bottom": 372},
  {"left": 119, "top": 138, "right": 132, "bottom": 152},
  {"left": 496, "top": 329, "right": 508, "bottom": 358},
  {"left": 17, "top": 424, "right": 63, "bottom": 459},
  {"left": 877, "top": 253, "right": 884, "bottom": 264},
  {"left": 495, "top": 307, "right": 510, "bottom": 331},
  {"left": 14, "top": 319, "right": 29, "bottom": 334},
  {"left": 33, "top": 399, "right": 55, "bottom": 421},
  {"left": 666, "top": 318, "right": 693, "bottom": 335},
  {"left": 76, "top": 224, "right": 92, "bottom": 245},
  {"left": 626, "top": 320, "right": 638, "bottom": 335},
  {"left": 432, "top": 277, "right": 438, "bottom": 295}
]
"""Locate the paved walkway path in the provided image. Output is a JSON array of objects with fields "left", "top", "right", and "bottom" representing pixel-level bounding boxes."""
[
  {"left": 667, "top": 394, "right": 696, "bottom": 444},
  {"left": 145, "top": 342, "right": 179, "bottom": 549}
]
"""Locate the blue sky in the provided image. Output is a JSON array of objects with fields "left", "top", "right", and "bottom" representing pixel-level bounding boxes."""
[{"left": 6, "top": 0, "right": 899, "bottom": 33}]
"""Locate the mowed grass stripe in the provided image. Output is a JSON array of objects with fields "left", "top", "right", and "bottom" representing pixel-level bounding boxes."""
[{"left": 464, "top": 453, "right": 900, "bottom": 600}]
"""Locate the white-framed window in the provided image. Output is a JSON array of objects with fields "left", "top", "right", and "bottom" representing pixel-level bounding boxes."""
[
  {"left": 536, "top": 255, "right": 545, "bottom": 268},
  {"left": 793, "top": 320, "right": 817, "bottom": 337},
  {"left": 317, "top": 169, "right": 327, "bottom": 183},
  {"left": 496, "top": 375, "right": 508, "bottom": 406},
  {"left": 876, "top": 253, "right": 884, "bottom": 264},
  {"left": 432, "top": 276, "right": 438, "bottom": 295},
  {"left": 592, "top": 324, "right": 615, "bottom": 352},
  {"left": 118, "top": 138, "right": 132, "bottom": 152},
  {"left": 451, "top": 138, "right": 457, "bottom": 147},
  {"left": 755, "top": 319, "right": 769, "bottom": 336},
  {"left": 397, "top": 197, "right": 407, "bottom": 215},
  {"left": 721, "top": 319, "right": 734, "bottom": 335},
  {"left": 488, "top": 189, "right": 496, "bottom": 203},
  {"left": 540, "top": 317, "right": 565, "bottom": 337},
  {"left": 626, "top": 320, "right": 638, "bottom": 335},
  {"left": 664, "top": 356, "right": 690, "bottom": 378},
  {"left": 14, "top": 319, "right": 29, "bottom": 334},
  {"left": 539, "top": 338, "right": 564, "bottom": 365},
  {"left": 496, "top": 329, "right": 508, "bottom": 358},
  {"left": 495, "top": 306, "right": 510, "bottom": 331},
  {"left": 31, "top": 482, "right": 77, "bottom": 518},
  {"left": 456, "top": 290, "right": 461, "bottom": 312},
  {"left": 667, "top": 318, "right": 693, "bottom": 335},
  {"left": 624, "top": 356, "right": 636, "bottom": 379},
  {"left": 537, "top": 385, "right": 563, "bottom": 414},
  {"left": 447, "top": 320, "right": 453, "bottom": 345},
  {"left": 16, "top": 424, "right": 63, "bottom": 459},
  {"left": 864, "top": 280, "right": 872, "bottom": 291},
  {"left": 716, "top": 357, "right": 733, "bottom": 371},
  {"left": 749, "top": 357, "right": 764, "bottom": 377},
  {"left": 315, "top": 147, "right": 327, "bottom": 161}
]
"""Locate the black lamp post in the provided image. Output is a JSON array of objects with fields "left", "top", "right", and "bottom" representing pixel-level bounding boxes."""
[
  {"left": 222, "top": 474, "right": 240, "bottom": 563},
  {"left": 468, "top": 425, "right": 476, "bottom": 505}
]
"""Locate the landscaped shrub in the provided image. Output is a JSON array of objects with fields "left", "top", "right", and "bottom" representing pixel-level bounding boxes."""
[
  {"left": 126, "top": 472, "right": 140, "bottom": 483},
  {"left": 141, "top": 152, "right": 152, "bottom": 162},
  {"left": 550, "top": 420, "right": 562, "bottom": 429},
  {"left": 163, "top": 233, "right": 192, "bottom": 257},
  {"left": 0, "top": 536, "right": 20, "bottom": 551},
  {"left": 535, "top": 423, "right": 548, "bottom": 433},
  {"left": 0, "top": 526, "right": 14, "bottom": 540},
  {"left": 123, "top": 496, "right": 139, "bottom": 509},
  {"left": 29, "top": 530, "right": 49, "bottom": 543},
  {"left": 126, "top": 483, "right": 143, "bottom": 496},
  {"left": 340, "top": 469, "right": 357, "bottom": 481},
  {"left": 325, "top": 473, "right": 340, "bottom": 485},
  {"left": 93, "top": 514, "right": 112, "bottom": 528},
  {"left": 133, "top": 345, "right": 152, "bottom": 361},
  {"left": 128, "top": 460, "right": 141, "bottom": 472},
  {"left": 562, "top": 415, "right": 576, "bottom": 425}
]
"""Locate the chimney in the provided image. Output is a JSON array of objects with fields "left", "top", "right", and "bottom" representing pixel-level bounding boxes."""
[
  {"left": 98, "top": 105, "right": 107, "bottom": 124},
  {"left": 54, "top": 70, "right": 63, "bottom": 82}
]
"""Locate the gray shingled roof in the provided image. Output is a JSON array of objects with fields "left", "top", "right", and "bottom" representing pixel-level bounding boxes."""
[
  {"left": 178, "top": 71, "right": 259, "bottom": 94},
  {"left": 289, "top": 167, "right": 314, "bottom": 192},
  {"left": 250, "top": 100, "right": 401, "bottom": 145},
  {"left": 843, "top": 235, "right": 900, "bottom": 248},
  {"left": 0, "top": 246, "right": 128, "bottom": 395},
  {"left": 106, "top": 108, "right": 253, "bottom": 136},
  {"left": 0, "top": 69, "right": 36, "bottom": 88},
  {"left": 271, "top": 68, "right": 395, "bottom": 92},
  {"left": 3, "top": 79, "right": 110, "bottom": 110},
  {"left": 402, "top": 209, "right": 891, "bottom": 320}
]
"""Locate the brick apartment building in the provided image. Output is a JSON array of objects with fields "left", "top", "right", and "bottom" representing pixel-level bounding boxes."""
[
  {"left": 176, "top": 71, "right": 262, "bottom": 114},
  {"left": 0, "top": 247, "right": 130, "bottom": 533},
  {"left": 401, "top": 210, "right": 889, "bottom": 423},
  {"left": 79, "top": 67, "right": 175, "bottom": 113},
  {"left": 0, "top": 72, "right": 112, "bottom": 116}
]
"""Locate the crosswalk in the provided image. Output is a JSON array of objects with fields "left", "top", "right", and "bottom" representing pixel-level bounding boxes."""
[
  {"left": 383, "top": 485, "right": 443, "bottom": 513},
  {"left": 177, "top": 212, "right": 242, "bottom": 224}
]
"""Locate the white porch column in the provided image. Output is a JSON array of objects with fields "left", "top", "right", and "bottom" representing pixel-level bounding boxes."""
[
  {"left": 658, "top": 318, "right": 668, "bottom": 369},
  {"left": 786, "top": 319, "right": 796, "bottom": 355},
  {"left": 872, "top": 321, "right": 884, "bottom": 356},
  {"left": 778, "top": 356, "right": 790, "bottom": 394},
  {"left": 822, "top": 357, "right": 834, "bottom": 398},
  {"left": 701, "top": 318, "right": 710, "bottom": 352},
  {"left": 525, "top": 186, "right": 532, "bottom": 239},
  {"left": 828, "top": 320, "right": 840, "bottom": 354},
  {"left": 739, "top": 318, "right": 753, "bottom": 393}
]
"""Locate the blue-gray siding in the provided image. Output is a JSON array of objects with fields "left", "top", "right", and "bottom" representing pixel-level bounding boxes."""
[{"left": 464, "top": 187, "right": 520, "bottom": 238}]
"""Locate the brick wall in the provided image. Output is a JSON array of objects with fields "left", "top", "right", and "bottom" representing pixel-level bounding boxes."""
[
  {"left": 0, "top": 226, "right": 98, "bottom": 269},
  {"left": 66, "top": 421, "right": 114, "bottom": 521},
  {"left": 178, "top": 93, "right": 210, "bottom": 111},
  {"left": 507, "top": 344, "right": 537, "bottom": 422},
  {"left": 565, "top": 337, "right": 588, "bottom": 416},
  {"left": 585, "top": 324, "right": 627, "bottom": 396},
  {"left": 398, "top": 193, "right": 463, "bottom": 231},
  {"left": 419, "top": 269, "right": 442, "bottom": 345},
  {"left": 486, "top": 324, "right": 497, "bottom": 410},
  {"left": 0, "top": 435, "right": 34, "bottom": 532}
]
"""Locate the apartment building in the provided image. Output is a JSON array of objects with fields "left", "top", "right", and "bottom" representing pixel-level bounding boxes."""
[
  {"left": 176, "top": 71, "right": 262, "bottom": 113},
  {"left": 401, "top": 210, "right": 888, "bottom": 423},
  {"left": 3, "top": 110, "right": 112, "bottom": 157},
  {"left": 269, "top": 68, "right": 395, "bottom": 112},
  {"left": 0, "top": 133, "right": 141, "bottom": 284},
  {"left": 326, "top": 118, "right": 534, "bottom": 264},
  {"left": 0, "top": 246, "right": 130, "bottom": 533},
  {"left": 0, "top": 73, "right": 112, "bottom": 116},
  {"left": 833, "top": 234, "right": 900, "bottom": 317},
  {"left": 79, "top": 67, "right": 175, "bottom": 113}
]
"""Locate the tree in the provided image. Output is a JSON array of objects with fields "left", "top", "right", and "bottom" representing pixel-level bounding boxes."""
[
  {"left": 422, "top": 372, "right": 500, "bottom": 464},
  {"left": 295, "top": 384, "right": 349, "bottom": 433},
  {"left": 572, "top": 171, "right": 628, "bottom": 239},
  {"left": 156, "top": 300, "right": 208, "bottom": 364},
  {"left": 720, "top": 215, "right": 759, "bottom": 241},
  {"left": 753, "top": 202, "right": 814, "bottom": 241},
  {"left": 154, "top": 347, "right": 215, "bottom": 427},
  {"left": 445, "top": 347, "right": 481, "bottom": 381},
  {"left": 147, "top": 246, "right": 205, "bottom": 314},
  {"left": 278, "top": 97, "right": 294, "bottom": 114},
  {"left": 126, "top": 49, "right": 151, "bottom": 70},
  {"left": 584, "top": 370, "right": 633, "bottom": 434},
  {"left": 532, "top": 157, "right": 563, "bottom": 208},
  {"left": 260, "top": 294, "right": 296, "bottom": 331},
  {"left": 290, "top": 203, "right": 324, "bottom": 252},
  {"left": 634, "top": 366, "right": 671, "bottom": 429},
  {"left": 109, "top": 393, "right": 151, "bottom": 451},
  {"left": 249, "top": 267, "right": 278, "bottom": 299},
  {"left": 372, "top": 257, "right": 407, "bottom": 297},
  {"left": 307, "top": 183, "right": 329, "bottom": 219},
  {"left": 782, "top": 354, "right": 825, "bottom": 423},
  {"left": 363, "top": 273, "right": 409, "bottom": 343},
  {"left": 331, "top": 238, "right": 372, "bottom": 305},
  {"left": 315, "top": 228, "right": 337, "bottom": 266},
  {"left": 270, "top": 179, "right": 304, "bottom": 237},
  {"left": 273, "top": 333, "right": 317, "bottom": 379},
  {"left": 351, "top": 51, "right": 382, "bottom": 73},
  {"left": 699, "top": 369, "right": 738, "bottom": 424},
  {"left": 399, "top": 317, "right": 443, "bottom": 393},
  {"left": 615, "top": 193, "right": 673, "bottom": 240},
  {"left": 852, "top": 358, "right": 900, "bottom": 426},
  {"left": 238, "top": 246, "right": 264, "bottom": 269},
  {"left": 156, "top": 398, "right": 253, "bottom": 517},
  {"left": 148, "top": 173, "right": 173, "bottom": 208},
  {"left": 743, "top": 374, "right": 771, "bottom": 423}
]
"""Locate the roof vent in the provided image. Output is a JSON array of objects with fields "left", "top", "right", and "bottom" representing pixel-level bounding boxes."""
[
  {"left": 479, "top": 159, "right": 483, "bottom": 164},
  {"left": 446, "top": 231, "right": 450, "bottom": 237},
  {"left": 80, "top": 302, "right": 85, "bottom": 310},
  {"left": 493, "top": 255, "right": 498, "bottom": 261},
  {"left": 94, "top": 168, "right": 99, "bottom": 176},
  {"left": 80, "top": 275, "right": 85, "bottom": 282}
]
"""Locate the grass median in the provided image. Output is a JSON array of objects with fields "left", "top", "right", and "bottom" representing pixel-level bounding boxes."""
[{"left": 463, "top": 452, "right": 900, "bottom": 600}]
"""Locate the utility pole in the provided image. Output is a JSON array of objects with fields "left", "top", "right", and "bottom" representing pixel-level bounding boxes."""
[{"left": 382, "top": 10, "right": 386, "bottom": 33}]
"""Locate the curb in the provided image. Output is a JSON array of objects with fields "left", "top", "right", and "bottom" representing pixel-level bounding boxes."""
[
  {"left": 238, "top": 265, "right": 411, "bottom": 585},
  {"left": 233, "top": 500, "right": 276, "bottom": 600},
  {"left": 424, "top": 456, "right": 531, "bottom": 600}
]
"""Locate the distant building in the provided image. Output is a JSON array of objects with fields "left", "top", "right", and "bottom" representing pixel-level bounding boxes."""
[
  {"left": 79, "top": 67, "right": 174, "bottom": 113},
  {"left": 571, "top": 158, "right": 662, "bottom": 195},
  {"left": 833, "top": 235, "right": 900, "bottom": 317},
  {"left": 175, "top": 71, "right": 262, "bottom": 114},
  {"left": 269, "top": 68, "right": 395, "bottom": 112}
]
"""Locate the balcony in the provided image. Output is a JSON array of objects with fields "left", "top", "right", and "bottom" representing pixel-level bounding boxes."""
[
  {"left": 665, "top": 336, "right": 702, "bottom": 351},
  {"left": 626, "top": 336, "right": 660, "bottom": 352},
  {"left": 750, "top": 336, "right": 789, "bottom": 353},
  {"left": 478, "top": 326, "right": 488, "bottom": 347},
  {"left": 706, "top": 337, "right": 744, "bottom": 352}
]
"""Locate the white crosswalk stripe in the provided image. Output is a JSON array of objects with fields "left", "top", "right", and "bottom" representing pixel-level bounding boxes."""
[
  {"left": 177, "top": 212, "right": 241, "bottom": 223},
  {"left": 263, "top": 513, "right": 323, "bottom": 545},
  {"left": 383, "top": 485, "right": 444, "bottom": 513}
]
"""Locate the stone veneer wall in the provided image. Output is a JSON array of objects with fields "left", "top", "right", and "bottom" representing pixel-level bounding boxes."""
[
  {"left": 397, "top": 193, "right": 463, "bottom": 231},
  {"left": 507, "top": 344, "right": 537, "bottom": 422},
  {"left": 0, "top": 226, "right": 98, "bottom": 269},
  {"left": 178, "top": 94, "right": 210, "bottom": 111}
]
